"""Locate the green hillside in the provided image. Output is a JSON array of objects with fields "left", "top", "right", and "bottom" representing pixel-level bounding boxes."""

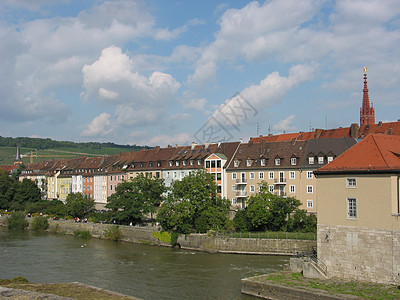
[{"left": 0, "top": 136, "right": 150, "bottom": 166}]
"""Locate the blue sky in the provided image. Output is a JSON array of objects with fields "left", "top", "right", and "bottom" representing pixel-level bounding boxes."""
[{"left": 1, "top": 0, "right": 400, "bottom": 147}]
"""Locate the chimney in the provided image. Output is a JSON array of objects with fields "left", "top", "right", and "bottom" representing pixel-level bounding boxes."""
[
  {"left": 378, "top": 121, "right": 382, "bottom": 127},
  {"left": 350, "top": 123, "right": 360, "bottom": 138},
  {"left": 191, "top": 142, "right": 197, "bottom": 150},
  {"left": 205, "top": 142, "right": 209, "bottom": 149}
]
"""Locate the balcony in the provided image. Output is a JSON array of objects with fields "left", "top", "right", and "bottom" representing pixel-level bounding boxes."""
[
  {"left": 236, "top": 178, "right": 247, "bottom": 184},
  {"left": 274, "top": 178, "right": 286, "bottom": 185},
  {"left": 236, "top": 191, "right": 247, "bottom": 197},
  {"left": 274, "top": 191, "right": 286, "bottom": 197}
]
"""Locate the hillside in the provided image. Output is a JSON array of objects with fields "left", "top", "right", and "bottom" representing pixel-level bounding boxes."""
[{"left": 0, "top": 136, "right": 151, "bottom": 166}]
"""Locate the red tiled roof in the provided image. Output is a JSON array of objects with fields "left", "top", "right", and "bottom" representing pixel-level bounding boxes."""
[
  {"left": 315, "top": 134, "right": 400, "bottom": 173},
  {"left": 0, "top": 165, "right": 18, "bottom": 173}
]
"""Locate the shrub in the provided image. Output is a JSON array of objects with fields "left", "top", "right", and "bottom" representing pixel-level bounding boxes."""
[
  {"left": 30, "top": 216, "right": 49, "bottom": 231},
  {"left": 233, "top": 209, "right": 250, "bottom": 232},
  {"left": 152, "top": 231, "right": 171, "bottom": 243},
  {"left": 104, "top": 225, "right": 122, "bottom": 241},
  {"left": 7, "top": 212, "right": 29, "bottom": 230},
  {"left": 11, "top": 276, "right": 29, "bottom": 284},
  {"left": 73, "top": 230, "right": 92, "bottom": 239},
  {"left": 170, "top": 231, "right": 179, "bottom": 247}
]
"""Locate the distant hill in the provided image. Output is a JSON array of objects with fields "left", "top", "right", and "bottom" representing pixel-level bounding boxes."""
[{"left": 0, "top": 136, "right": 151, "bottom": 166}]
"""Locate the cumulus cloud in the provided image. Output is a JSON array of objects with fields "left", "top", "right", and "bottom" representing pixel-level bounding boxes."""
[
  {"left": 272, "top": 115, "right": 296, "bottom": 133},
  {"left": 81, "top": 113, "right": 113, "bottom": 137},
  {"left": 141, "top": 132, "right": 192, "bottom": 147},
  {"left": 82, "top": 46, "right": 181, "bottom": 129}
]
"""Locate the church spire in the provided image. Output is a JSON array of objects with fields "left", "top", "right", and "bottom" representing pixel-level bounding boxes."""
[{"left": 360, "top": 67, "right": 375, "bottom": 126}]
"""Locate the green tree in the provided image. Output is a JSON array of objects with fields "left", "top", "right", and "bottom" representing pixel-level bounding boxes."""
[
  {"left": 156, "top": 170, "right": 230, "bottom": 233},
  {"left": 31, "top": 216, "right": 49, "bottom": 231},
  {"left": 0, "top": 170, "right": 16, "bottom": 210},
  {"left": 7, "top": 211, "right": 29, "bottom": 230},
  {"left": 244, "top": 181, "right": 302, "bottom": 232},
  {"left": 65, "top": 193, "right": 94, "bottom": 218},
  {"left": 287, "top": 209, "right": 317, "bottom": 233},
  {"left": 233, "top": 209, "right": 250, "bottom": 232},
  {"left": 106, "top": 174, "right": 166, "bottom": 225}
]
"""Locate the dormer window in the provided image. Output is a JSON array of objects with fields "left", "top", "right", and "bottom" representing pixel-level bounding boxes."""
[
  {"left": 275, "top": 158, "right": 280, "bottom": 166},
  {"left": 234, "top": 160, "right": 239, "bottom": 167},
  {"left": 149, "top": 162, "right": 153, "bottom": 167},
  {"left": 197, "top": 159, "right": 202, "bottom": 165},
  {"left": 246, "top": 159, "right": 252, "bottom": 167},
  {"left": 318, "top": 156, "right": 324, "bottom": 164},
  {"left": 176, "top": 161, "right": 180, "bottom": 167},
  {"left": 260, "top": 159, "right": 266, "bottom": 166},
  {"left": 140, "top": 163, "right": 144, "bottom": 168},
  {"left": 132, "top": 163, "right": 135, "bottom": 168},
  {"left": 157, "top": 162, "right": 161, "bottom": 167},
  {"left": 290, "top": 158, "right": 297, "bottom": 165},
  {"left": 190, "top": 160, "right": 194, "bottom": 166},
  {"left": 308, "top": 157, "right": 314, "bottom": 164},
  {"left": 327, "top": 156, "right": 333, "bottom": 163},
  {"left": 169, "top": 161, "right": 173, "bottom": 167}
]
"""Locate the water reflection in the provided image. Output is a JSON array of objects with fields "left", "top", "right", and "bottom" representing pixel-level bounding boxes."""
[{"left": 0, "top": 227, "right": 288, "bottom": 299}]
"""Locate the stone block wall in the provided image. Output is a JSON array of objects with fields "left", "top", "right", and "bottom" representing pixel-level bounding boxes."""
[{"left": 318, "top": 224, "right": 400, "bottom": 285}]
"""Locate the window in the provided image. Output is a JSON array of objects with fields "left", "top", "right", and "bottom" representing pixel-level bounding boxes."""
[
  {"left": 190, "top": 160, "right": 194, "bottom": 166},
  {"left": 347, "top": 198, "right": 357, "bottom": 219},
  {"left": 211, "top": 161, "right": 216, "bottom": 168},
  {"left": 268, "top": 185, "right": 274, "bottom": 193},
  {"left": 183, "top": 160, "right": 187, "bottom": 166},
  {"left": 307, "top": 200, "right": 313, "bottom": 209},
  {"left": 149, "top": 162, "right": 153, "bottom": 167},
  {"left": 259, "top": 172, "right": 264, "bottom": 179},
  {"left": 232, "top": 198, "right": 237, "bottom": 205},
  {"left": 307, "top": 185, "right": 313, "bottom": 193},
  {"left": 289, "top": 171, "right": 295, "bottom": 179},
  {"left": 269, "top": 172, "right": 274, "bottom": 179},
  {"left": 275, "top": 158, "right": 280, "bottom": 165},
  {"left": 250, "top": 185, "right": 255, "bottom": 193},
  {"left": 247, "top": 159, "right": 252, "bottom": 166},
  {"left": 206, "top": 161, "right": 211, "bottom": 168},
  {"left": 290, "top": 185, "right": 295, "bottom": 193},
  {"left": 169, "top": 161, "right": 173, "bottom": 167},
  {"left": 232, "top": 185, "right": 236, "bottom": 192},
  {"left": 291, "top": 158, "right": 297, "bottom": 165},
  {"left": 307, "top": 171, "right": 313, "bottom": 179},
  {"left": 308, "top": 157, "right": 314, "bottom": 164},
  {"left": 197, "top": 159, "right": 202, "bottom": 165},
  {"left": 174, "top": 172, "right": 177, "bottom": 178},
  {"left": 217, "top": 173, "right": 222, "bottom": 180},
  {"left": 346, "top": 178, "right": 356, "bottom": 188},
  {"left": 260, "top": 159, "right": 266, "bottom": 166},
  {"left": 327, "top": 156, "right": 333, "bottom": 163},
  {"left": 167, "top": 172, "right": 170, "bottom": 178},
  {"left": 234, "top": 160, "right": 239, "bottom": 167},
  {"left": 176, "top": 161, "right": 180, "bottom": 166},
  {"left": 250, "top": 172, "right": 255, "bottom": 180},
  {"left": 232, "top": 173, "right": 237, "bottom": 179},
  {"left": 318, "top": 156, "right": 324, "bottom": 164}
]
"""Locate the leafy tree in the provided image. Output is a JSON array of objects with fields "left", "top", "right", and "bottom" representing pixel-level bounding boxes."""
[
  {"left": 287, "top": 209, "right": 317, "bottom": 233},
  {"left": 65, "top": 193, "right": 94, "bottom": 218},
  {"left": 25, "top": 200, "right": 65, "bottom": 217},
  {"left": 106, "top": 174, "right": 166, "bottom": 225},
  {"left": 244, "top": 181, "right": 302, "bottom": 232},
  {"left": 0, "top": 170, "right": 16, "bottom": 210},
  {"left": 156, "top": 170, "right": 230, "bottom": 233},
  {"left": 13, "top": 178, "right": 41, "bottom": 206},
  {"left": 7, "top": 211, "right": 29, "bottom": 230},
  {"left": 31, "top": 216, "right": 49, "bottom": 231},
  {"left": 233, "top": 209, "right": 250, "bottom": 232}
]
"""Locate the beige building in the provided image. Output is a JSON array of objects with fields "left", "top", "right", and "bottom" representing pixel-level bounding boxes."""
[
  {"left": 226, "top": 138, "right": 357, "bottom": 212},
  {"left": 315, "top": 134, "right": 400, "bottom": 284}
]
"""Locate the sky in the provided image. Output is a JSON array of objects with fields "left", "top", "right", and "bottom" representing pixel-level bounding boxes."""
[{"left": 1, "top": 0, "right": 400, "bottom": 147}]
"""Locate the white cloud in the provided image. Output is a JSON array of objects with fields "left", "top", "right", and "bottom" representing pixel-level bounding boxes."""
[
  {"left": 81, "top": 113, "right": 113, "bottom": 137},
  {"left": 272, "top": 115, "right": 296, "bottom": 133},
  {"left": 141, "top": 133, "right": 192, "bottom": 147},
  {"left": 169, "top": 113, "right": 191, "bottom": 120},
  {"left": 98, "top": 88, "right": 119, "bottom": 100},
  {"left": 182, "top": 94, "right": 207, "bottom": 111}
]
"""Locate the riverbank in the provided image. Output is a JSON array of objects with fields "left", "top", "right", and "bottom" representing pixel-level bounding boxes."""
[
  {"left": 241, "top": 271, "right": 400, "bottom": 299},
  {"left": 0, "top": 216, "right": 316, "bottom": 255}
]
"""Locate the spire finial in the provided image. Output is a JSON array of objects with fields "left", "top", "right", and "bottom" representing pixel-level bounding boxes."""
[{"left": 363, "top": 66, "right": 367, "bottom": 74}]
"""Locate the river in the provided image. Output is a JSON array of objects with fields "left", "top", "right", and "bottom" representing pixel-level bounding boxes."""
[{"left": 0, "top": 227, "right": 288, "bottom": 299}]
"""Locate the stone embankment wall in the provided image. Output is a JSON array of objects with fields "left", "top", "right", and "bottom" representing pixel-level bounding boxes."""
[{"left": 0, "top": 216, "right": 316, "bottom": 255}]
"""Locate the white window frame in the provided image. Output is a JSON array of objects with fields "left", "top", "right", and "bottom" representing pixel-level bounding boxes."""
[
  {"left": 291, "top": 158, "right": 297, "bottom": 165},
  {"left": 289, "top": 171, "right": 295, "bottom": 179},
  {"left": 346, "top": 178, "right": 356, "bottom": 188},
  {"left": 232, "top": 198, "right": 237, "bottom": 205},
  {"left": 308, "top": 157, "right": 314, "bottom": 164},
  {"left": 289, "top": 185, "right": 295, "bottom": 193},
  {"left": 250, "top": 172, "right": 255, "bottom": 180},
  {"left": 269, "top": 172, "right": 274, "bottom": 179},
  {"left": 250, "top": 185, "right": 255, "bottom": 193},
  {"left": 260, "top": 159, "right": 266, "bottom": 166},
  {"left": 307, "top": 185, "right": 313, "bottom": 194},
  {"left": 259, "top": 172, "right": 264, "bottom": 180},
  {"left": 234, "top": 160, "right": 239, "bottom": 167},
  {"left": 347, "top": 198, "right": 357, "bottom": 219},
  {"left": 327, "top": 156, "right": 333, "bottom": 163},
  {"left": 268, "top": 185, "right": 274, "bottom": 193},
  {"left": 307, "top": 200, "right": 313, "bottom": 209},
  {"left": 275, "top": 158, "right": 280, "bottom": 165},
  {"left": 307, "top": 171, "right": 313, "bottom": 179},
  {"left": 318, "top": 156, "right": 324, "bottom": 164},
  {"left": 232, "top": 173, "right": 237, "bottom": 180},
  {"left": 232, "top": 185, "right": 236, "bottom": 193},
  {"left": 246, "top": 159, "right": 252, "bottom": 166}
]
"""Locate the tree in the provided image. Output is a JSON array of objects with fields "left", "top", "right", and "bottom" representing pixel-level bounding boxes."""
[
  {"left": 106, "top": 174, "right": 166, "bottom": 225},
  {"left": 11, "top": 178, "right": 41, "bottom": 211},
  {"left": 156, "top": 170, "right": 230, "bottom": 233},
  {"left": 7, "top": 211, "right": 29, "bottom": 230},
  {"left": 0, "top": 170, "right": 16, "bottom": 210},
  {"left": 65, "top": 193, "right": 94, "bottom": 218},
  {"left": 244, "top": 181, "right": 302, "bottom": 232}
]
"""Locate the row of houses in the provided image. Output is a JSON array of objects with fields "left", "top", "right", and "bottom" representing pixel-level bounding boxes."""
[{"left": 17, "top": 136, "right": 361, "bottom": 212}]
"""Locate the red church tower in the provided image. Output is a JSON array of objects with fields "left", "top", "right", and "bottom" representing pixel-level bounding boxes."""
[{"left": 360, "top": 67, "right": 375, "bottom": 126}]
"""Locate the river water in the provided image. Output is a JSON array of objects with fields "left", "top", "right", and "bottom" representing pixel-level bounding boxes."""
[{"left": 0, "top": 227, "right": 288, "bottom": 299}]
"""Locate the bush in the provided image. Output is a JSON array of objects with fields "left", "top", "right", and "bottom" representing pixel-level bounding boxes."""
[
  {"left": 170, "top": 232, "right": 179, "bottom": 247},
  {"left": 30, "top": 216, "right": 49, "bottom": 231},
  {"left": 11, "top": 276, "right": 29, "bottom": 284},
  {"left": 73, "top": 230, "right": 92, "bottom": 239},
  {"left": 233, "top": 209, "right": 250, "bottom": 232},
  {"left": 7, "top": 212, "right": 29, "bottom": 230},
  {"left": 152, "top": 231, "right": 171, "bottom": 243},
  {"left": 104, "top": 225, "right": 122, "bottom": 241}
]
